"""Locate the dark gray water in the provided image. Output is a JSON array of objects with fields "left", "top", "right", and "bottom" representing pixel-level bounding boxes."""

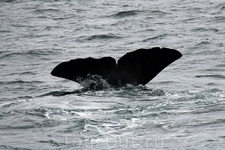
[{"left": 1, "top": 0, "right": 225, "bottom": 149}]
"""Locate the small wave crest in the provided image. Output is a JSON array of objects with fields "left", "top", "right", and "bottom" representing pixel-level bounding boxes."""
[
  {"left": 0, "top": 49, "right": 59, "bottom": 59},
  {"left": 191, "top": 27, "right": 219, "bottom": 32},
  {"left": 1, "top": 0, "right": 16, "bottom": 3},
  {"left": 142, "top": 34, "right": 168, "bottom": 42},
  {"left": 86, "top": 34, "right": 122, "bottom": 41},
  {"left": 195, "top": 74, "right": 225, "bottom": 79},
  {"left": 40, "top": 83, "right": 166, "bottom": 99},
  {"left": 111, "top": 10, "right": 140, "bottom": 18},
  {"left": 33, "top": 8, "right": 61, "bottom": 14}
]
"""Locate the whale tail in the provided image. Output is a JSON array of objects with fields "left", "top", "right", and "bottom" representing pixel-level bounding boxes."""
[
  {"left": 51, "top": 57, "right": 116, "bottom": 84},
  {"left": 51, "top": 47, "right": 182, "bottom": 87}
]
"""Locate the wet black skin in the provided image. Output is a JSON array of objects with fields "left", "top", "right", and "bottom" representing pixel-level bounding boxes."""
[{"left": 51, "top": 47, "right": 182, "bottom": 87}]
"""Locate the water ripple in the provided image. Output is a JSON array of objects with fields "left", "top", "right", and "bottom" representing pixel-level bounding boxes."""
[
  {"left": 86, "top": 34, "right": 122, "bottom": 41},
  {"left": 111, "top": 10, "right": 140, "bottom": 18},
  {"left": 195, "top": 74, "right": 225, "bottom": 79},
  {"left": 0, "top": 49, "right": 59, "bottom": 59}
]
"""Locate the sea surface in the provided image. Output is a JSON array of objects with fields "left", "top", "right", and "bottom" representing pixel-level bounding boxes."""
[{"left": 0, "top": 0, "right": 225, "bottom": 149}]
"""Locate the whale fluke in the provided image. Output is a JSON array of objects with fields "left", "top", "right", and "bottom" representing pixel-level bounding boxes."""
[
  {"left": 51, "top": 57, "right": 116, "bottom": 84},
  {"left": 51, "top": 47, "right": 182, "bottom": 87}
]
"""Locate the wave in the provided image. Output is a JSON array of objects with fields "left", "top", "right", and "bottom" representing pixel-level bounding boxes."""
[
  {"left": 0, "top": 49, "right": 60, "bottom": 59},
  {"left": 142, "top": 34, "right": 167, "bottom": 42},
  {"left": 191, "top": 27, "right": 219, "bottom": 32},
  {"left": 39, "top": 85, "right": 166, "bottom": 98},
  {"left": 0, "top": 145, "right": 32, "bottom": 150},
  {"left": 195, "top": 74, "right": 225, "bottom": 79},
  {"left": 0, "top": 80, "right": 43, "bottom": 85},
  {"left": 195, "top": 41, "right": 211, "bottom": 46},
  {"left": 39, "top": 90, "right": 84, "bottom": 97},
  {"left": 150, "top": 10, "right": 169, "bottom": 15},
  {"left": 187, "top": 119, "right": 225, "bottom": 128},
  {"left": 86, "top": 34, "right": 122, "bottom": 41},
  {"left": 212, "top": 16, "right": 225, "bottom": 23},
  {"left": 0, "top": 0, "right": 16, "bottom": 3},
  {"left": 111, "top": 10, "right": 140, "bottom": 18},
  {"left": 33, "top": 8, "right": 61, "bottom": 14}
]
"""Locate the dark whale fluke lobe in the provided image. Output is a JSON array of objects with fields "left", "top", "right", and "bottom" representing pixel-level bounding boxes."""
[
  {"left": 51, "top": 47, "right": 182, "bottom": 87},
  {"left": 51, "top": 57, "right": 116, "bottom": 83}
]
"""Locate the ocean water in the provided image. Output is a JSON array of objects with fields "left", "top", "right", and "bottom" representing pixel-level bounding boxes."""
[{"left": 0, "top": 0, "right": 225, "bottom": 149}]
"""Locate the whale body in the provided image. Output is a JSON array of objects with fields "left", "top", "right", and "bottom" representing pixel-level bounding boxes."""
[{"left": 51, "top": 47, "right": 182, "bottom": 87}]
